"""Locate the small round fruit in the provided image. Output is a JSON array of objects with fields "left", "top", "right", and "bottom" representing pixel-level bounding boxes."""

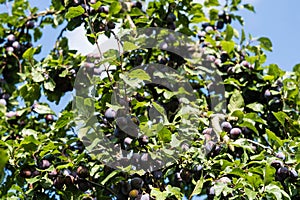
[
  {"left": 240, "top": 60, "right": 250, "bottom": 68},
  {"left": 140, "top": 193, "right": 150, "bottom": 200},
  {"left": 202, "top": 22, "right": 210, "bottom": 29},
  {"left": 20, "top": 168, "right": 32, "bottom": 178},
  {"left": 220, "top": 51, "right": 229, "bottom": 63},
  {"left": 7, "top": 34, "right": 16, "bottom": 42},
  {"left": 26, "top": 21, "right": 35, "bottom": 29},
  {"left": 105, "top": 108, "right": 116, "bottom": 121},
  {"left": 167, "top": 22, "right": 176, "bottom": 30},
  {"left": 205, "top": 141, "right": 215, "bottom": 154},
  {"left": 166, "top": 13, "right": 176, "bottom": 22},
  {"left": 224, "top": 14, "right": 232, "bottom": 24},
  {"left": 32, "top": 170, "right": 41, "bottom": 177},
  {"left": 0, "top": 99, "right": 7, "bottom": 106},
  {"left": 63, "top": 175, "right": 75, "bottom": 185},
  {"left": 77, "top": 166, "right": 89, "bottom": 178},
  {"left": 289, "top": 169, "right": 298, "bottom": 181},
  {"left": 276, "top": 166, "right": 289, "bottom": 181},
  {"left": 216, "top": 21, "right": 224, "bottom": 29},
  {"left": 53, "top": 177, "right": 64, "bottom": 190},
  {"left": 214, "top": 58, "right": 222, "bottom": 66},
  {"left": 38, "top": 159, "right": 51, "bottom": 169},
  {"left": 12, "top": 41, "right": 21, "bottom": 50},
  {"left": 202, "top": 128, "right": 213, "bottom": 135},
  {"left": 152, "top": 170, "right": 163, "bottom": 179},
  {"left": 275, "top": 152, "right": 285, "bottom": 160},
  {"left": 132, "top": 1, "right": 142, "bottom": 9},
  {"left": 78, "top": 180, "right": 91, "bottom": 191},
  {"left": 129, "top": 189, "right": 139, "bottom": 198},
  {"left": 48, "top": 169, "right": 58, "bottom": 179},
  {"left": 131, "top": 177, "right": 144, "bottom": 189},
  {"left": 271, "top": 160, "right": 283, "bottom": 169},
  {"left": 264, "top": 89, "right": 272, "bottom": 99},
  {"left": 45, "top": 114, "right": 54, "bottom": 121},
  {"left": 62, "top": 169, "right": 72, "bottom": 176},
  {"left": 193, "top": 164, "right": 203, "bottom": 172},
  {"left": 6, "top": 46, "right": 14, "bottom": 53},
  {"left": 98, "top": 6, "right": 109, "bottom": 14},
  {"left": 124, "top": 137, "right": 133, "bottom": 145},
  {"left": 221, "top": 121, "right": 232, "bottom": 132},
  {"left": 206, "top": 55, "right": 216, "bottom": 62},
  {"left": 107, "top": 21, "right": 115, "bottom": 29},
  {"left": 205, "top": 26, "right": 214, "bottom": 33},
  {"left": 230, "top": 128, "right": 242, "bottom": 138},
  {"left": 217, "top": 176, "right": 231, "bottom": 184},
  {"left": 180, "top": 169, "right": 191, "bottom": 182},
  {"left": 139, "top": 135, "right": 149, "bottom": 144}
]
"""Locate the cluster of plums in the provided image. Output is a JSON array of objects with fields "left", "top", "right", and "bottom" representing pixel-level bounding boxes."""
[
  {"left": 20, "top": 160, "right": 93, "bottom": 192},
  {"left": 4, "top": 33, "right": 32, "bottom": 56},
  {"left": 263, "top": 87, "right": 283, "bottom": 112},
  {"left": 198, "top": 11, "right": 232, "bottom": 42},
  {"left": 3, "top": 20, "right": 34, "bottom": 56},
  {"left": 65, "top": 0, "right": 143, "bottom": 33},
  {"left": 116, "top": 177, "right": 150, "bottom": 199},
  {"left": 271, "top": 154, "right": 298, "bottom": 182},
  {"left": 0, "top": 90, "right": 10, "bottom": 107},
  {"left": 166, "top": 12, "right": 176, "bottom": 30}
]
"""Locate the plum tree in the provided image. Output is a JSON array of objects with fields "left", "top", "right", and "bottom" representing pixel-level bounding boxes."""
[{"left": 0, "top": 0, "right": 299, "bottom": 199}]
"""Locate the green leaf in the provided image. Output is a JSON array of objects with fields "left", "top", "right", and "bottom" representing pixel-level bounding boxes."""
[
  {"left": 245, "top": 188, "right": 257, "bottom": 200},
  {"left": 44, "top": 79, "right": 56, "bottom": 91},
  {"left": 22, "top": 47, "right": 36, "bottom": 59},
  {"left": 123, "top": 41, "right": 138, "bottom": 51},
  {"left": 0, "top": 148, "right": 8, "bottom": 179},
  {"left": 101, "top": 170, "right": 119, "bottom": 185},
  {"left": 265, "top": 184, "right": 291, "bottom": 200},
  {"left": 225, "top": 25, "right": 234, "bottom": 41},
  {"left": 265, "top": 129, "right": 283, "bottom": 146},
  {"left": 55, "top": 111, "right": 73, "bottom": 129},
  {"left": 258, "top": 37, "right": 272, "bottom": 51},
  {"left": 189, "top": 174, "right": 204, "bottom": 199},
  {"left": 263, "top": 164, "right": 275, "bottom": 186},
  {"left": 152, "top": 102, "right": 166, "bottom": 117},
  {"left": 204, "top": 0, "right": 220, "bottom": 7},
  {"left": 32, "top": 70, "right": 44, "bottom": 82},
  {"left": 128, "top": 69, "right": 151, "bottom": 81},
  {"left": 109, "top": 2, "right": 122, "bottom": 15},
  {"left": 158, "top": 127, "right": 172, "bottom": 143},
  {"left": 165, "top": 185, "right": 182, "bottom": 199},
  {"left": 151, "top": 188, "right": 168, "bottom": 200},
  {"left": 272, "top": 111, "right": 288, "bottom": 127},
  {"left": 240, "top": 29, "right": 246, "bottom": 44},
  {"left": 268, "top": 64, "right": 285, "bottom": 79},
  {"left": 243, "top": 4, "right": 255, "bottom": 12},
  {"left": 65, "top": 6, "right": 85, "bottom": 19},
  {"left": 246, "top": 103, "right": 264, "bottom": 113},
  {"left": 228, "top": 90, "right": 244, "bottom": 113},
  {"left": 220, "top": 41, "right": 235, "bottom": 53},
  {"left": 209, "top": 8, "right": 219, "bottom": 21},
  {"left": 20, "top": 135, "right": 41, "bottom": 151},
  {"left": 33, "top": 104, "right": 55, "bottom": 115}
]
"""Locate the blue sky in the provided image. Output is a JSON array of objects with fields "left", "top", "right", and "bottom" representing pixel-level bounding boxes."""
[{"left": 27, "top": 0, "right": 300, "bottom": 72}]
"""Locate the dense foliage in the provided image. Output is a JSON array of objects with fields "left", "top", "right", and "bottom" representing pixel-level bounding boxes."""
[{"left": 0, "top": 0, "right": 299, "bottom": 199}]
